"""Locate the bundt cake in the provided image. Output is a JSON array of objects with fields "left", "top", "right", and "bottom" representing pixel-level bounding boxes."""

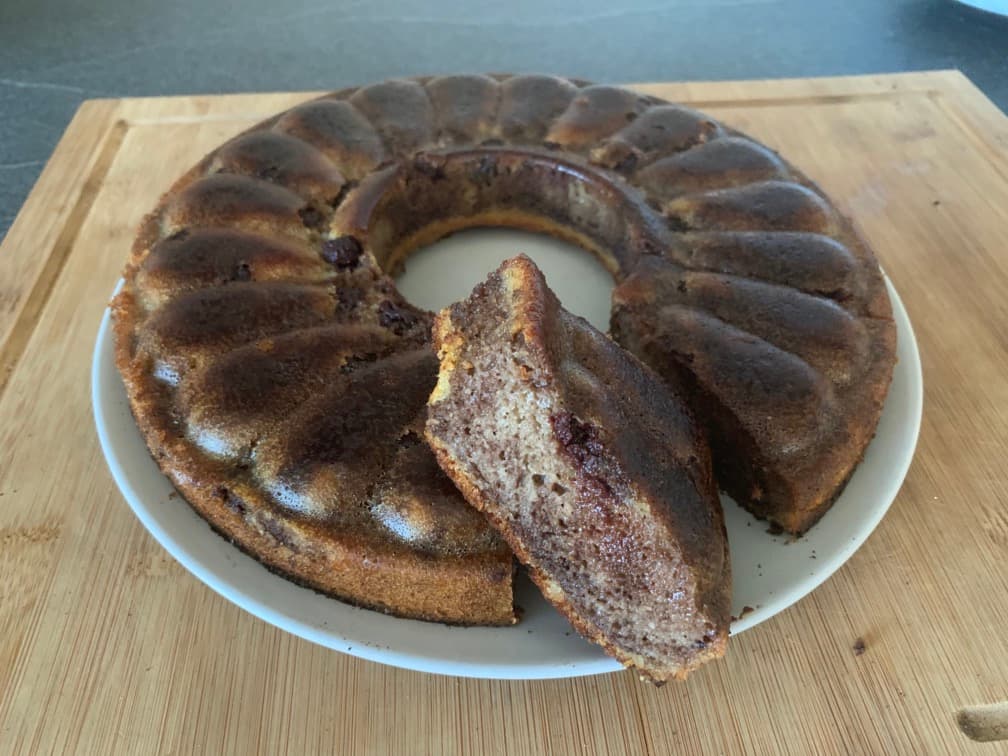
[
  {"left": 112, "top": 73, "right": 895, "bottom": 625},
  {"left": 425, "top": 255, "right": 730, "bottom": 681}
]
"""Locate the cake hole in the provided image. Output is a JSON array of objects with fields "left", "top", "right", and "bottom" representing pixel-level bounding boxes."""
[
  {"left": 298, "top": 205, "right": 326, "bottom": 230},
  {"left": 665, "top": 215, "right": 690, "bottom": 232},
  {"left": 551, "top": 482, "right": 568, "bottom": 495},
  {"left": 395, "top": 229, "right": 614, "bottom": 331},
  {"left": 532, "top": 474, "right": 545, "bottom": 487},
  {"left": 398, "top": 430, "right": 421, "bottom": 448}
]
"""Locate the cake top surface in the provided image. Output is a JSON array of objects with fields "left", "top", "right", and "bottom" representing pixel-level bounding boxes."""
[{"left": 112, "top": 73, "right": 895, "bottom": 622}]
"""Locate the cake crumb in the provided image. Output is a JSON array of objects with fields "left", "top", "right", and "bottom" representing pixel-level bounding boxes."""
[
  {"left": 853, "top": 637, "right": 866, "bottom": 656},
  {"left": 731, "top": 605, "right": 756, "bottom": 622}
]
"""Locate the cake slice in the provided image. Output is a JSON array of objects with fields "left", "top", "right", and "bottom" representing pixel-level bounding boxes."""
[{"left": 425, "top": 255, "right": 731, "bottom": 682}]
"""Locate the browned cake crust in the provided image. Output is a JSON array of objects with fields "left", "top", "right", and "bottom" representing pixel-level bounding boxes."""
[
  {"left": 426, "top": 256, "right": 731, "bottom": 682},
  {"left": 113, "top": 74, "right": 895, "bottom": 624}
]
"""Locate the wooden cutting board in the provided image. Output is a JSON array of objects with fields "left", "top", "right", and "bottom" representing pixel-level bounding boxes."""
[{"left": 2, "top": 71, "right": 1007, "bottom": 754}]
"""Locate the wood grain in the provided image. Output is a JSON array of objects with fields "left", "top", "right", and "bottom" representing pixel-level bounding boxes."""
[{"left": 2, "top": 71, "right": 1007, "bottom": 754}]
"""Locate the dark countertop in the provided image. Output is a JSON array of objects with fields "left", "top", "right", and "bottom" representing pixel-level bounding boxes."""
[{"left": 2, "top": 0, "right": 1007, "bottom": 239}]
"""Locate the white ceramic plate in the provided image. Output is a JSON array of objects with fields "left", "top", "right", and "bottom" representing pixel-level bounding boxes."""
[
  {"left": 953, "top": 0, "right": 1008, "bottom": 17},
  {"left": 92, "top": 231, "right": 922, "bottom": 680}
]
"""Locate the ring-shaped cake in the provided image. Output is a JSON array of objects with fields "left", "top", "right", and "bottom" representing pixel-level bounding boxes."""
[{"left": 113, "top": 74, "right": 895, "bottom": 625}]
